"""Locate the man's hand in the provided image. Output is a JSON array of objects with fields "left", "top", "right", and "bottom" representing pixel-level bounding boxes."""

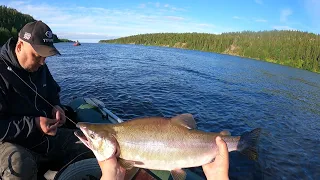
[
  {"left": 35, "top": 116, "right": 59, "bottom": 136},
  {"left": 202, "top": 136, "right": 229, "bottom": 180},
  {"left": 52, "top": 105, "right": 66, "bottom": 127},
  {"left": 98, "top": 156, "right": 126, "bottom": 180}
]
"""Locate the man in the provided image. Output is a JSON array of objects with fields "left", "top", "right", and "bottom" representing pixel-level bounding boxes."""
[{"left": 0, "top": 21, "right": 92, "bottom": 180}]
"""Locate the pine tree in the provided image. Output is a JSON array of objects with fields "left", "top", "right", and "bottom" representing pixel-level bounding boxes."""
[{"left": 100, "top": 31, "right": 320, "bottom": 73}]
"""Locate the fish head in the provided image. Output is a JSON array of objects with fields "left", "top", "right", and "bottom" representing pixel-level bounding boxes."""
[{"left": 75, "top": 122, "right": 118, "bottom": 161}]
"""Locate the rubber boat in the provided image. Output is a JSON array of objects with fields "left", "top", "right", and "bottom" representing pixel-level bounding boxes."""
[{"left": 49, "top": 97, "right": 204, "bottom": 180}]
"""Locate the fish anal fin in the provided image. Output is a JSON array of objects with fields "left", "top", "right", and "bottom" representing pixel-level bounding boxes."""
[
  {"left": 118, "top": 159, "right": 144, "bottom": 170},
  {"left": 220, "top": 130, "right": 231, "bottom": 136},
  {"left": 171, "top": 113, "right": 197, "bottom": 129},
  {"left": 118, "top": 159, "right": 135, "bottom": 170},
  {"left": 170, "top": 169, "right": 186, "bottom": 180}
]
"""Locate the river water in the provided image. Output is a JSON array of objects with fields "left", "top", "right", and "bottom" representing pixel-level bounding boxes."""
[{"left": 47, "top": 43, "right": 320, "bottom": 180}]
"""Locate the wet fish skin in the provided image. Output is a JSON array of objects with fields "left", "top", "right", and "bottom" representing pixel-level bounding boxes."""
[{"left": 75, "top": 114, "right": 261, "bottom": 179}]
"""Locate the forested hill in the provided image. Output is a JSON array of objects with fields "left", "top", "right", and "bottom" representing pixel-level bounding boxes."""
[
  {"left": 100, "top": 31, "right": 320, "bottom": 73},
  {"left": 0, "top": 6, "right": 72, "bottom": 45}
]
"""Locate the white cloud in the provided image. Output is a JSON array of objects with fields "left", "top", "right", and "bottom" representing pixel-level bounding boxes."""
[
  {"left": 139, "top": 4, "right": 146, "bottom": 8},
  {"left": 233, "top": 16, "right": 268, "bottom": 24},
  {"left": 233, "top": 16, "right": 252, "bottom": 23},
  {"left": 280, "top": 9, "right": 292, "bottom": 22},
  {"left": 233, "top": 16, "right": 269, "bottom": 24},
  {"left": 196, "top": 23, "right": 215, "bottom": 28},
  {"left": 165, "top": 16, "right": 185, "bottom": 21},
  {"left": 56, "top": 32, "right": 112, "bottom": 40},
  {"left": 255, "top": 0, "right": 263, "bottom": 5},
  {"left": 233, "top": 16, "right": 242, "bottom": 19},
  {"left": 3, "top": 2, "right": 217, "bottom": 42},
  {"left": 7, "top": 1, "right": 26, "bottom": 6},
  {"left": 147, "top": 2, "right": 186, "bottom": 12}
]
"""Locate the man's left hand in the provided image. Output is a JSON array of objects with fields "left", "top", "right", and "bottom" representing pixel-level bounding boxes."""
[
  {"left": 52, "top": 105, "right": 66, "bottom": 127},
  {"left": 98, "top": 156, "right": 126, "bottom": 180}
]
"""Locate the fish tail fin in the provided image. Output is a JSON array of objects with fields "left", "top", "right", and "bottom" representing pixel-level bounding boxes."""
[{"left": 237, "top": 128, "right": 262, "bottom": 161}]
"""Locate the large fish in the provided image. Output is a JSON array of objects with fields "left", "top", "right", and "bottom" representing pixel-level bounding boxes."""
[{"left": 75, "top": 114, "right": 261, "bottom": 180}]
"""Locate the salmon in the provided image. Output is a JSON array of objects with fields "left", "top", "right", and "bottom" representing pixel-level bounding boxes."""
[{"left": 75, "top": 114, "right": 261, "bottom": 180}]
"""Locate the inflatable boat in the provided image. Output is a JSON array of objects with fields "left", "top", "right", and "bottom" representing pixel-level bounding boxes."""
[{"left": 50, "top": 97, "right": 204, "bottom": 180}]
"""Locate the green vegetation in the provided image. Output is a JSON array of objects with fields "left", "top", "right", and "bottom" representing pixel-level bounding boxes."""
[
  {"left": 100, "top": 31, "right": 320, "bottom": 73},
  {"left": 55, "top": 38, "right": 74, "bottom": 43},
  {"left": 0, "top": 6, "right": 72, "bottom": 45}
]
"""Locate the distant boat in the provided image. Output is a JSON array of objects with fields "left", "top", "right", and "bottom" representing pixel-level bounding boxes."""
[{"left": 73, "top": 41, "right": 81, "bottom": 46}]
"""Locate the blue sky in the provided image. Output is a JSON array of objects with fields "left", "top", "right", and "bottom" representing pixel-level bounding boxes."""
[{"left": 1, "top": 0, "right": 320, "bottom": 42}]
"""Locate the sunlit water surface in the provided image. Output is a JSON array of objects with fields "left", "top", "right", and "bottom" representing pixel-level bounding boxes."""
[{"left": 47, "top": 43, "right": 320, "bottom": 180}]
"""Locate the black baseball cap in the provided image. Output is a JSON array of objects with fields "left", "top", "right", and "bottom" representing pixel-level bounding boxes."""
[{"left": 19, "top": 21, "right": 61, "bottom": 57}]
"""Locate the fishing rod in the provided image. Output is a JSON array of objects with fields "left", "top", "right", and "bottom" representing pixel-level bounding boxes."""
[{"left": 2, "top": 58, "right": 77, "bottom": 126}]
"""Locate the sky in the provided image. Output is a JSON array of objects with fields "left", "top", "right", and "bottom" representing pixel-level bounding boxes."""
[{"left": 1, "top": 0, "right": 320, "bottom": 42}]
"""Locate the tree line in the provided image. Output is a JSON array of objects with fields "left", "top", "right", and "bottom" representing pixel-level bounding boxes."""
[
  {"left": 0, "top": 6, "right": 72, "bottom": 45},
  {"left": 100, "top": 31, "right": 320, "bottom": 73}
]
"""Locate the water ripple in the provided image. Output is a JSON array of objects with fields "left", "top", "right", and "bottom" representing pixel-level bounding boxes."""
[{"left": 47, "top": 43, "right": 320, "bottom": 179}]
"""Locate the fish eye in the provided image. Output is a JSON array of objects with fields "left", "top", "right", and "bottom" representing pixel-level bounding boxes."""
[{"left": 90, "top": 134, "right": 95, "bottom": 139}]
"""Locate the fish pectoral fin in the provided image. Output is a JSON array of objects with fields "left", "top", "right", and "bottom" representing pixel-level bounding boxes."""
[
  {"left": 118, "top": 158, "right": 136, "bottom": 170},
  {"left": 170, "top": 169, "right": 187, "bottom": 180},
  {"left": 171, "top": 113, "right": 197, "bottom": 129},
  {"left": 220, "top": 130, "right": 231, "bottom": 136}
]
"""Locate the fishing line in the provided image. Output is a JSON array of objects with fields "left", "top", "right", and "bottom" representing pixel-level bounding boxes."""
[{"left": 1, "top": 58, "right": 77, "bottom": 126}]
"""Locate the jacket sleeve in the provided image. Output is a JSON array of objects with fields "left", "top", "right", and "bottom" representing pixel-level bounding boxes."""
[{"left": 0, "top": 90, "right": 39, "bottom": 142}]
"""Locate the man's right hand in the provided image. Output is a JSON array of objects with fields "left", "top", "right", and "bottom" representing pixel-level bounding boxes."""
[{"left": 35, "top": 116, "right": 59, "bottom": 136}]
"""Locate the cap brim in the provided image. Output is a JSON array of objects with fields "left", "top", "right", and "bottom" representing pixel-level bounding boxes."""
[{"left": 32, "top": 44, "right": 61, "bottom": 57}]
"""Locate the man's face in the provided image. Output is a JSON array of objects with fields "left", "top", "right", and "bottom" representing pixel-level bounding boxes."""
[{"left": 18, "top": 40, "right": 46, "bottom": 72}]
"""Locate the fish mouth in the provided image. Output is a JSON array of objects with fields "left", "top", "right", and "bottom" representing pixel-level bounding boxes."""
[
  {"left": 74, "top": 130, "right": 91, "bottom": 149},
  {"left": 75, "top": 130, "right": 87, "bottom": 140}
]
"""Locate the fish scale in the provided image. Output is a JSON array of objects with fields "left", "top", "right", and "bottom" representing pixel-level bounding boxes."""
[{"left": 75, "top": 113, "right": 261, "bottom": 180}]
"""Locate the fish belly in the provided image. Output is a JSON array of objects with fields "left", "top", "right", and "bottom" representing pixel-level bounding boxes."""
[
  {"left": 114, "top": 119, "right": 218, "bottom": 170},
  {"left": 119, "top": 139, "right": 216, "bottom": 170}
]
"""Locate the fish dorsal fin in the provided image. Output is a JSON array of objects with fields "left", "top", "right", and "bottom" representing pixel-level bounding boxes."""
[
  {"left": 171, "top": 169, "right": 186, "bottom": 180},
  {"left": 171, "top": 113, "right": 197, "bottom": 129}
]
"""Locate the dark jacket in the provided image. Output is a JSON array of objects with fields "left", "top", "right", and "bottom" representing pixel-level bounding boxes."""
[{"left": 0, "top": 38, "right": 61, "bottom": 147}]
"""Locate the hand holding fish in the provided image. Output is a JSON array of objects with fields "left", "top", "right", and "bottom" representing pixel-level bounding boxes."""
[
  {"left": 97, "top": 136, "right": 230, "bottom": 180},
  {"left": 98, "top": 156, "right": 126, "bottom": 180},
  {"left": 202, "top": 136, "right": 229, "bottom": 180},
  {"left": 75, "top": 113, "right": 260, "bottom": 180}
]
